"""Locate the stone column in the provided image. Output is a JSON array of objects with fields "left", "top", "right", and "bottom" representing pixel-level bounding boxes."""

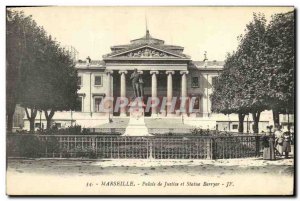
[
  {"left": 150, "top": 71, "right": 159, "bottom": 116},
  {"left": 207, "top": 75, "right": 213, "bottom": 117},
  {"left": 180, "top": 71, "right": 189, "bottom": 116},
  {"left": 166, "top": 71, "right": 175, "bottom": 115},
  {"left": 105, "top": 70, "right": 113, "bottom": 115},
  {"left": 106, "top": 71, "right": 113, "bottom": 97},
  {"left": 202, "top": 73, "right": 209, "bottom": 117},
  {"left": 119, "top": 70, "right": 128, "bottom": 117}
]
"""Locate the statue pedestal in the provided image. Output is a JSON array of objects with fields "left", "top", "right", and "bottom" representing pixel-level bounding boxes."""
[{"left": 122, "top": 98, "right": 152, "bottom": 136}]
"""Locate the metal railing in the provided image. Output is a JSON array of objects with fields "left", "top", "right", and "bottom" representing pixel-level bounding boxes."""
[
  {"left": 7, "top": 134, "right": 261, "bottom": 159},
  {"left": 87, "top": 128, "right": 192, "bottom": 135}
]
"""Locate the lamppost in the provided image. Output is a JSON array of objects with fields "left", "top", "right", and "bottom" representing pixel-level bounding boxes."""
[
  {"left": 246, "top": 114, "right": 249, "bottom": 134},
  {"left": 286, "top": 108, "right": 290, "bottom": 132},
  {"left": 71, "top": 110, "right": 73, "bottom": 127},
  {"left": 39, "top": 110, "right": 42, "bottom": 131},
  {"left": 108, "top": 105, "right": 112, "bottom": 123}
]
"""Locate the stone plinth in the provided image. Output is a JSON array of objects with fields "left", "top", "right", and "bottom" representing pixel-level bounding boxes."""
[{"left": 122, "top": 98, "right": 152, "bottom": 136}]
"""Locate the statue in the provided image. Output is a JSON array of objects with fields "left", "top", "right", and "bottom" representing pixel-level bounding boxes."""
[
  {"left": 123, "top": 69, "right": 149, "bottom": 136},
  {"left": 130, "top": 69, "right": 140, "bottom": 98},
  {"left": 138, "top": 76, "right": 144, "bottom": 97},
  {"left": 130, "top": 68, "right": 144, "bottom": 98}
]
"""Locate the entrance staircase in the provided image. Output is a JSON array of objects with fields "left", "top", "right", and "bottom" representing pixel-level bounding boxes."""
[{"left": 92, "top": 117, "right": 195, "bottom": 135}]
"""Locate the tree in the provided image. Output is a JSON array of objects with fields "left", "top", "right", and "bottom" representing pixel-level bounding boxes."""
[
  {"left": 212, "top": 11, "right": 294, "bottom": 133},
  {"left": 211, "top": 13, "right": 269, "bottom": 134},
  {"left": 211, "top": 52, "right": 250, "bottom": 133},
  {"left": 16, "top": 16, "right": 49, "bottom": 131},
  {"left": 6, "top": 10, "right": 28, "bottom": 131},
  {"left": 38, "top": 38, "right": 78, "bottom": 129},
  {"left": 7, "top": 9, "right": 79, "bottom": 132},
  {"left": 264, "top": 11, "right": 295, "bottom": 126},
  {"left": 236, "top": 13, "right": 269, "bottom": 133},
  {"left": 18, "top": 34, "right": 78, "bottom": 131},
  {"left": 6, "top": 10, "right": 45, "bottom": 131}
]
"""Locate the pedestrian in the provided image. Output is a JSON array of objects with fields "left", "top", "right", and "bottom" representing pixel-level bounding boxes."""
[
  {"left": 274, "top": 126, "right": 283, "bottom": 156},
  {"left": 282, "top": 131, "right": 291, "bottom": 159},
  {"left": 290, "top": 126, "right": 294, "bottom": 145},
  {"left": 290, "top": 126, "right": 294, "bottom": 155},
  {"left": 262, "top": 127, "right": 276, "bottom": 160}
]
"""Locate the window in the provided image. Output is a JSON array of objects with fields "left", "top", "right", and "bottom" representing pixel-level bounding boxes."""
[
  {"left": 35, "top": 123, "right": 41, "bottom": 128},
  {"left": 94, "top": 75, "right": 102, "bottom": 86},
  {"left": 77, "top": 76, "right": 82, "bottom": 86},
  {"left": 75, "top": 96, "right": 83, "bottom": 112},
  {"left": 192, "top": 96, "right": 200, "bottom": 110},
  {"left": 191, "top": 77, "right": 199, "bottom": 88},
  {"left": 232, "top": 124, "right": 238, "bottom": 130},
  {"left": 212, "top": 76, "right": 218, "bottom": 87},
  {"left": 94, "top": 96, "right": 103, "bottom": 112},
  {"left": 55, "top": 123, "right": 61, "bottom": 128}
]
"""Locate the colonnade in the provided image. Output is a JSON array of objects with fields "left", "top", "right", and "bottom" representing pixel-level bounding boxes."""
[{"left": 106, "top": 70, "right": 189, "bottom": 116}]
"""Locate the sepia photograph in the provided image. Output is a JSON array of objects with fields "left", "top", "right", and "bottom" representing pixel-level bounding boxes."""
[{"left": 5, "top": 6, "right": 295, "bottom": 196}]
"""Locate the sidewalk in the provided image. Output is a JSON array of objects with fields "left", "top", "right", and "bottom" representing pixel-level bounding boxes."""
[
  {"left": 7, "top": 157, "right": 294, "bottom": 176},
  {"left": 7, "top": 157, "right": 294, "bottom": 195}
]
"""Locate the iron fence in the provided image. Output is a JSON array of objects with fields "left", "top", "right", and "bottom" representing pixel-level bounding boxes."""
[
  {"left": 86, "top": 128, "right": 193, "bottom": 135},
  {"left": 7, "top": 134, "right": 261, "bottom": 159}
]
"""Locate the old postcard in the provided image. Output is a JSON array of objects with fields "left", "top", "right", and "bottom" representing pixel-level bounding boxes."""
[{"left": 6, "top": 6, "right": 295, "bottom": 196}]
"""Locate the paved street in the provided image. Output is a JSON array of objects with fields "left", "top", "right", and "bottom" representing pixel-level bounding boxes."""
[{"left": 7, "top": 157, "right": 294, "bottom": 195}]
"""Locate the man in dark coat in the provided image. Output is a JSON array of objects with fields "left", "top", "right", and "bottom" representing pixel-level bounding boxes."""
[
  {"left": 282, "top": 132, "right": 291, "bottom": 159},
  {"left": 130, "top": 68, "right": 140, "bottom": 98}
]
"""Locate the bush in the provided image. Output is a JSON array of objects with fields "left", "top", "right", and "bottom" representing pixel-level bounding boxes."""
[
  {"left": 7, "top": 135, "right": 43, "bottom": 158},
  {"left": 37, "top": 125, "right": 83, "bottom": 135},
  {"left": 190, "top": 128, "right": 234, "bottom": 137},
  {"left": 35, "top": 125, "right": 121, "bottom": 135}
]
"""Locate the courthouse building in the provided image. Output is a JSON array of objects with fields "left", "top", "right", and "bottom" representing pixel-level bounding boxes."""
[{"left": 20, "top": 30, "right": 292, "bottom": 133}]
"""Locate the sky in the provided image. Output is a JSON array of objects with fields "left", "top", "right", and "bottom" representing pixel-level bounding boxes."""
[{"left": 12, "top": 6, "right": 293, "bottom": 61}]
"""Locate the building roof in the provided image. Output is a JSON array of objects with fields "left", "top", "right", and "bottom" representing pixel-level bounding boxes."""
[
  {"left": 105, "top": 30, "right": 189, "bottom": 58},
  {"left": 75, "top": 59, "right": 225, "bottom": 70},
  {"left": 193, "top": 60, "right": 225, "bottom": 66},
  {"left": 188, "top": 61, "right": 224, "bottom": 71},
  {"left": 130, "top": 30, "right": 165, "bottom": 45},
  {"left": 75, "top": 60, "right": 105, "bottom": 68},
  {"left": 76, "top": 30, "right": 225, "bottom": 68}
]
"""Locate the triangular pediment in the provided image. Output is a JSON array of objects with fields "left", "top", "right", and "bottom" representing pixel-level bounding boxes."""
[{"left": 108, "top": 45, "right": 186, "bottom": 59}]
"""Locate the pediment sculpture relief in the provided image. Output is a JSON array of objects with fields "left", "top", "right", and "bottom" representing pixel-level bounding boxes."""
[{"left": 123, "top": 48, "right": 176, "bottom": 58}]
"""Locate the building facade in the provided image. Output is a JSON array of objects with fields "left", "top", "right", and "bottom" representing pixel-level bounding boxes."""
[{"left": 22, "top": 30, "right": 293, "bottom": 133}]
